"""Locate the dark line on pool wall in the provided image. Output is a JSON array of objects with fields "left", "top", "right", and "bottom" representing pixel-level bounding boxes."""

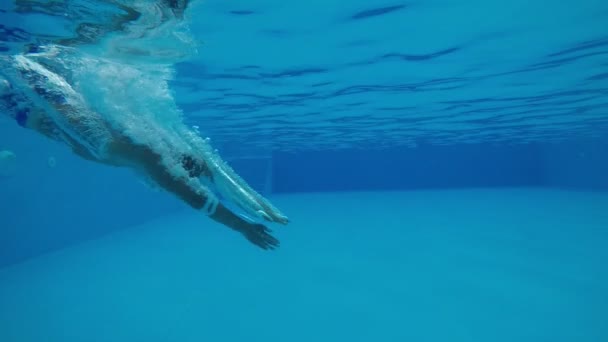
[
  {"left": 350, "top": 4, "right": 407, "bottom": 20},
  {"left": 229, "top": 10, "right": 255, "bottom": 15},
  {"left": 380, "top": 47, "right": 462, "bottom": 61},
  {"left": 260, "top": 68, "right": 328, "bottom": 78},
  {"left": 588, "top": 72, "right": 608, "bottom": 81},
  {"left": 548, "top": 37, "right": 608, "bottom": 57}
]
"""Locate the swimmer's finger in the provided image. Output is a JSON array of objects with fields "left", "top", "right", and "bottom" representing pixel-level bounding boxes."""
[
  {"left": 242, "top": 223, "right": 280, "bottom": 250},
  {"left": 268, "top": 213, "right": 290, "bottom": 225},
  {"left": 257, "top": 209, "right": 289, "bottom": 225},
  {"left": 272, "top": 213, "right": 289, "bottom": 225}
]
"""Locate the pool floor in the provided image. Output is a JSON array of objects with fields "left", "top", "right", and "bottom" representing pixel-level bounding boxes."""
[{"left": 1, "top": 188, "right": 607, "bottom": 342}]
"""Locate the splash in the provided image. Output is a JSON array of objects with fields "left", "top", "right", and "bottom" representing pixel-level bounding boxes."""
[{"left": 0, "top": 0, "right": 288, "bottom": 223}]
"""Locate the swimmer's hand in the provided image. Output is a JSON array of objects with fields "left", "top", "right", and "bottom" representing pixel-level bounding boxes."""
[
  {"left": 202, "top": 156, "right": 289, "bottom": 225},
  {"left": 241, "top": 222, "right": 280, "bottom": 250},
  {"left": 210, "top": 202, "right": 280, "bottom": 250}
]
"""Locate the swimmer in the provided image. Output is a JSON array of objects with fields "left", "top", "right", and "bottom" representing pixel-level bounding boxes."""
[{"left": 0, "top": 54, "right": 289, "bottom": 250}]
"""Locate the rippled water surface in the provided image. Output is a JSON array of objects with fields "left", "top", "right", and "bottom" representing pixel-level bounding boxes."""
[{"left": 2, "top": 0, "right": 607, "bottom": 152}]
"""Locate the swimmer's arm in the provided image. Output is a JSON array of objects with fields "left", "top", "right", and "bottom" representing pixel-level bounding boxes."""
[
  {"left": 185, "top": 153, "right": 289, "bottom": 225},
  {"left": 107, "top": 138, "right": 280, "bottom": 250}
]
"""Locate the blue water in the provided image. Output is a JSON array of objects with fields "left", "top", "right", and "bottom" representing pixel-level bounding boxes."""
[{"left": 1, "top": 0, "right": 608, "bottom": 341}]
